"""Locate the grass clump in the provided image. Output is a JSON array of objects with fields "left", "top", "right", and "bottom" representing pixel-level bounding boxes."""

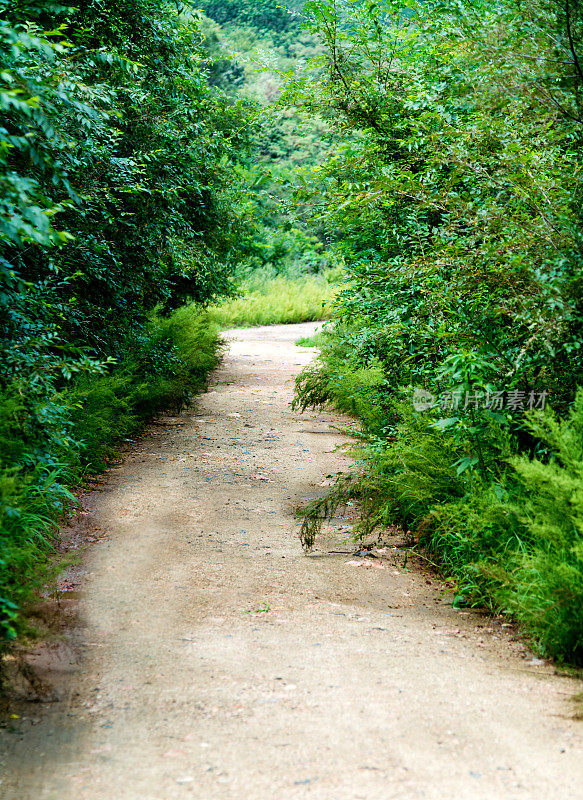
[
  {"left": 293, "top": 325, "right": 389, "bottom": 433},
  {"left": 296, "top": 329, "right": 329, "bottom": 348},
  {"left": 67, "top": 311, "right": 222, "bottom": 472},
  {"left": 207, "top": 271, "right": 337, "bottom": 328}
]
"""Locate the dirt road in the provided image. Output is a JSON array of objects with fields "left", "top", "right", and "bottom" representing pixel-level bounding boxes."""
[{"left": 1, "top": 322, "right": 582, "bottom": 799}]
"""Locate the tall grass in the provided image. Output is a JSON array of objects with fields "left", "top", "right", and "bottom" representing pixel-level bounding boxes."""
[
  {"left": 207, "top": 272, "right": 337, "bottom": 328},
  {"left": 67, "top": 310, "right": 223, "bottom": 472}
]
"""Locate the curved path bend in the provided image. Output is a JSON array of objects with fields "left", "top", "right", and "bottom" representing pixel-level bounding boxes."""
[{"left": 1, "top": 322, "right": 581, "bottom": 799}]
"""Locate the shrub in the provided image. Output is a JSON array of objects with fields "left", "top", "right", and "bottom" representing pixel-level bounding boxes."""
[{"left": 289, "top": 0, "right": 583, "bottom": 664}]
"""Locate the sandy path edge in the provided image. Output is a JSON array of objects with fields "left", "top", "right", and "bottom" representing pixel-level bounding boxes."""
[{"left": 0, "top": 322, "right": 581, "bottom": 800}]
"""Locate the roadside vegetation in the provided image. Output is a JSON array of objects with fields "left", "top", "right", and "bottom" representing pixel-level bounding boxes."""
[
  {"left": 197, "top": 0, "right": 339, "bottom": 328},
  {"left": 288, "top": 0, "right": 583, "bottom": 665},
  {"left": 207, "top": 270, "right": 336, "bottom": 328},
  {"left": 0, "top": 1, "right": 250, "bottom": 643}
]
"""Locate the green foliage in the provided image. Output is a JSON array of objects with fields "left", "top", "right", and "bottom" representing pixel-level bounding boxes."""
[
  {"left": 207, "top": 271, "right": 337, "bottom": 327},
  {"left": 2, "top": 3, "right": 248, "bottom": 335},
  {"left": 294, "top": 328, "right": 388, "bottom": 428},
  {"left": 297, "top": 379, "right": 583, "bottom": 661},
  {"left": 287, "top": 0, "right": 583, "bottom": 412},
  {"left": 195, "top": 0, "right": 303, "bottom": 35},
  {"left": 296, "top": 329, "right": 328, "bottom": 347},
  {"left": 67, "top": 311, "right": 223, "bottom": 472},
  {"left": 0, "top": 1, "right": 252, "bottom": 642},
  {"left": 419, "top": 395, "right": 583, "bottom": 663},
  {"left": 0, "top": 308, "right": 222, "bottom": 639},
  {"left": 499, "top": 398, "right": 583, "bottom": 662},
  {"left": 291, "top": 0, "right": 583, "bottom": 663},
  {"left": 197, "top": 5, "right": 340, "bottom": 278}
]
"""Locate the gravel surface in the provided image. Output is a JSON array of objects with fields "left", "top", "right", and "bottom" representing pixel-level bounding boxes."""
[{"left": 1, "top": 322, "right": 581, "bottom": 799}]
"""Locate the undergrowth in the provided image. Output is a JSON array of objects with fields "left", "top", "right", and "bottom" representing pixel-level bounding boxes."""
[
  {"left": 206, "top": 271, "right": 337, "bottom": 328},
  {"left": 0, "top": 311, "right": 222, "bottom": 642},
  {"left": 295, "top": 329, "right": 329, "bottom": 348},
  {"left": 294, "top": 338, "right": 583, "bottom": 665}
]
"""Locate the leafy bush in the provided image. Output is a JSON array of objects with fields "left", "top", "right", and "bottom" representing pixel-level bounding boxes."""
[
  {"left": 294, "top": 326, "right": 388, "bottom": 429},
  {"left": 66, "top": 311, "right": 223, "bottom": 473},
  {"left": 499, "top": 399, "right": 583, "bottom": 662},
  {"left": 0, "top": 1, "right": 248, "bottom": 643},
  {"left": 291, "top": 0, "right": 583, "bottom": 663},
  {"left": 195, "top": 0, "right": 303, "bottom": 35}
]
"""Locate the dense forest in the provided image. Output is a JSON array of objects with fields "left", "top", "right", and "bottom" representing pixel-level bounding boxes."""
[{"left": 1, "top": 0, "right": 583, "bottom": 665}]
